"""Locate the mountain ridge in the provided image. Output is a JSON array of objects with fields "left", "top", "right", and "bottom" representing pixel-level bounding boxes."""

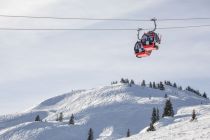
[{"left": 0, "top": 83, "right": 209, "bottom": 140}]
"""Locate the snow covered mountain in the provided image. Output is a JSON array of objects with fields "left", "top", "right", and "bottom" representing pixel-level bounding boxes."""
[{"left": 0, "top": 83, "right": 209, "bottom": 140}]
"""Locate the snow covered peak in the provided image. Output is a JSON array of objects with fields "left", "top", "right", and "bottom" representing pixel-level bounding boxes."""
[{"left": 0, "top": 83, "right": 209, "bottom": 140}]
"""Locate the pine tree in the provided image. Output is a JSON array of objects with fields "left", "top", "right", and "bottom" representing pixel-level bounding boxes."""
[
  {"left": 186, "top": 86, "right": 191, "bottom": 91},
  {"left": 124, "top": 79, "right": 129, "bottom": 84},
  {"left": 111, "top": 81, "right": 117, "bottom": 85},
  {"left": 156, "top": 108, "right": 160, "bottom": 121},
  {"left": 178, "top": 86, "right": 182, "bottom": 90},
  {"left": 173, "top": 83, "right": 177, "bottom": 88},
  {"left": 127, "top": 129, "right": 130, "bottom": 137},
  {"left": 87, "top": 128, "right": 94, "bottom": 140},
  {"left": 203, "top": 92, "right": 207, "bottom": 98},
  {"left": 141, "top": 80, "right": 146, "bottom": 87},
  {"left": 120, "top": 78, "right": 125, "bottom": 83},
  {"left": 130, "top": 79, "right": 135, "bottom": 85},
  {"left": 152, "top": 82, "right": 156, "bottom": 89},
  {"left": 190, "top": 109, "right": 197, "bottom": 121},
  {"left": 192, "top": 109, "right": 196, "bottom": 121},
  {"left": 151, "top": 108, "right": 157, "bottom": 124},
  {"left": 157, "top": 83, "right": 160, "bottom": 89},
  {"left": 149, "top": 82, "right": 152, "bottom": 88},
  {"left": 164, "top": 81, "right": 167, "bottom": 85},
  {"left": 162, "top": 99, "right": 174, "bottom": 117},
  {"left": 58, "top": 112, "right": 63, "bottom": 122},
  {"left": 69, "top": 114, "right": 75, "bottom": 125},
  {"left": 35, "top": 115, "right": 41, "bottom": 121},
  {"left": 147, "top": 123, "right": 155, "bottom": 131},
  {"left": 164, "top": 94, "right": 168, "bottom": 98},
  {"left": 159, "top": 82, "right": 165, "bottom": 90},
  {"left": 197, "top": 90, "right": 201, "bottom": 96},
  {"left": 168, "top": 81, "right": 172, "bottom": 86}
]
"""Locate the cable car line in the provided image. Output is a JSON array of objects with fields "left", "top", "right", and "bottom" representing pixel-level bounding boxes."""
[
  {"left": 0, "top": 14, "right": 153, "bottom": 21},
  {"left": 0, "top": 28, "right": 136, "bottom": 31},
  {"left": 0, "top": 24, "right": 210, "bottom": 31},
  {"left": 158, "top": 18, "right": 210, "bottom": 21},
  {"left": 0, "top": 14, "right": 210, "bottom": 22},
  {"left": 156, "top": 24, "right": 210, "bottom": 29}
]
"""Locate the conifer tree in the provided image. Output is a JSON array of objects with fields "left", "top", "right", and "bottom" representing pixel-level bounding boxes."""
[
  {"left": 152, "top": 82, "right": 156, "bottom": 89},
  {"left": 58, "top": 112, "right": 63, "bottom": 122},
  {"left": 196, "top": 90, "right": 201, "bottom": 96},
  {"left": 35, "top": 115, "right": 41, "bottom": 121},
  {"left": 162, "top": 99, "right": 174, "bottom": 117},
  {"left": 141, "top": 80, "right": 146, "bottom": 87},
  {"left": 173, "top": 83, "right": 177, "bottom": 88},
  {"left": 178, "top": 86, "right": 182, "bottom": 90},
  {"left": 168, "top": 81, "right": 172, "bottom": 86},
  {"left": 159, "top": 82, "right": 165, "bottom": 90},
  {"left": 164, "top": 94, "right": 168, "bottom": 98},
  {"left": 147, "top": 123, "right": 155, "bottom": 131},
  {"left": 149, "top": 82, "right": 152, "bottom": 88},
  {"left": 87, "top": 128, "right": 94, "bottom": 140},
  {"left": 186, "top": 86, "right": 191, "bottom": 91},
  {"left": 203, "top": 92, "right": 207, "bottom": 98},
  {"left": 120, "top": 78, "right": 125, "bottom": 83},
  {"left": 191, "top": 109, "right": 197, "bottom": 121},
  {"left": 130, "top": 79, "right": 135, "bottom": 85},
  {"left": 192, "top": 110, "right": 196, "bottom": 119},
  {"left": 151, "top": 108, "right": 157, "bottom": 124},
  {"left": 69, "top": 114, "right": 75, "bottom": 125},
  {"left": 127, "top": 129, "right": 130, "bottom": 137},
  {"left": 124, "top": 79, "right": 129, "bottom": 84}
]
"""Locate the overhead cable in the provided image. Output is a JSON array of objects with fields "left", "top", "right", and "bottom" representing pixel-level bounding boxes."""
[
  {"left": 0, "top": 24, "right": 210, "bottom": 31},
  {"left": 0, "top": 14, "right": 210, "bottom": 22}
]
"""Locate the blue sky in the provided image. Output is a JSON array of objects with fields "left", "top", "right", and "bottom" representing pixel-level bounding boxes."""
[{"left": 0, "top": 0, "right": 210, "bottom": 115}]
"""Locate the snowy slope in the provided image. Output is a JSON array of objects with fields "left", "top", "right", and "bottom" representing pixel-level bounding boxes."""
[
  {"left": 0, "top": 83, "right": 209, "bottom": 140},
  {"left": 120, "top": 104, "right": 210, "bottom": 140}
]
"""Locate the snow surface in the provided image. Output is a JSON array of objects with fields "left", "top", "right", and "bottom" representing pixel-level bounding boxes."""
[
  {"left": 120, "top": 104, "right": 210, "bottom": 140},
  {"left": 0, "top": 83, "right": 209, "bottom": 140}
]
